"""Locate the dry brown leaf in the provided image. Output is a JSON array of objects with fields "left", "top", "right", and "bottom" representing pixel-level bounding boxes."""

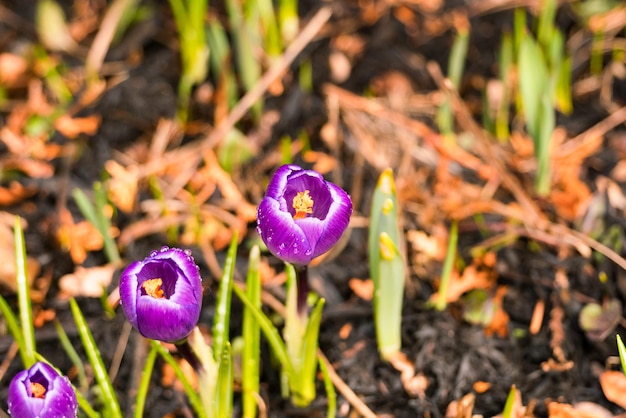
[
  {"left": 54, "top": 114, "right": 101, "bottom": 139},
  {"left": 473, "top": 381, "right": 490, "bottom": 393},
  {"left": 548, "top": 401, "right": 610, "bottom": 418},
  {"left": 599, "top": 370, "right": 626, "bottom": 409},
  {"left": 387, "top": 351, "right": 427, "bottom": 398},
  {"left": 303, "top": 150, "right": 337, "bottom": 174},
  {"left": 105, "top": 160, "right": 139, "bottom": 213},
  {"left": 58, "top": 264, "right": 116, "bottom": 298},
  {"left": 0, "top": 181, "right": 36, "bottom": 205},
  {"left": 431, "top": 263, "right": 495, "bottom": 304},
  {"left": 484, "top": 286, "right": 509, "bottom": 338},
  {"left": 348, "top": 278, "right": 373, "bottom": 301},
  {"left": 0, "top": 53, "right": 28, "bottom": 86},
  {"left": 56, "top": 208, "right": 104, "bottom": 264}
]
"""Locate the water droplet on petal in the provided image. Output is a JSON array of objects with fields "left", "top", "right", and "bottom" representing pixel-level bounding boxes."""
[
  {"left": 150, "top": 250, "right": 158, "bottom": 257},
  {"left": 160, "top": 246, "right": 169, "bottom": 252},
  {"left": 279, "top": 243, "right": 286, "bottom": 250},
  {"left": 184, "top": 249, "right": 192, "bottom": 256},
  {"left": 267, "top": 236, "right": 273, "bottom": 242},
  {"left": 305, "top": 249, "right": 312, "bottom": 256},
  {"left": 293, "top": 247, "right": 299, "bottom": 254}
]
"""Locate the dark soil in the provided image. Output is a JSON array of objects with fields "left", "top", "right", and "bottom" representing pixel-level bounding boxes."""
[{"left": 1, "top": 1, "right": 626, "bottom": 417}]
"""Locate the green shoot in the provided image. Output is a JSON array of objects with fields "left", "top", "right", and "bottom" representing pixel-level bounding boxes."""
[
  {"left": 242, "top": 246, "right": 261, "bottom": 418},
  {"left": 436, "top": 220, "right": 458, "bottom": 311},
  {"left": 133, "top": 342, "right": 158, "bottom": 418},
  {"left": 368, "top": 169, "right": 405, "bottom": 360},
  {"left": 502, "top": 385, "right": 517, "bottom": 418},
  {"left": 167, "top": 0, "right": 210, "bottom": 122},
  {"left": 213, "top": 233, "right": 237, "bottom": 360},
  {"left": 70, "top": 298, "right": 123, "bottom": 418},
  {"left": 437, "top": 21, "right": 470, "bottom": 139},
  {"left": 318, "top": 357, "right": 337, "bottom": 418},
  {"left": 618, "top": 335, "right": 626, "bottom": 376},
  {"left": 152, "top": 340, "right": 208, "bottom": 418},
  {"left": 15, "top": 217, "right": 36, "bottom": 367},
  {"left": 73, "top": 184, "right": 121, "bottom": 265}
]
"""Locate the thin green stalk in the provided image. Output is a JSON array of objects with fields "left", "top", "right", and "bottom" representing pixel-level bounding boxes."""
[
  {"left": 215, "top": 342, "right": 233, "bottom": 418},
  {"left": 152, "top": 340, "right": 208, "bottom": 418},
  {"left": 0, "top": 294, "right": 27, "bottom": 365},
  {"left": 436, "top": 221, "right": 458, "bottom": 311},
  {"left": 233, "top": 285, "right": 295, "bottom": 378},
  {"left": 69, "top": 298, "right": 122, "bottom": 418},
  {"left": 133, "top": 342, "right": 158, "bottom": 418},
  {"left": 14, "top": 217, "right": 36, "bottom": 367},
  {"left": 617, "top": 335, "right": 626, "bottom": 376},
  {"left": 242, "top": 246, "right": 261, "bottom": 418},
  {"left": 318, "top": 357, "right": 336, "bottom": 418},
  {"left": 53, "top": 319, "right": 88, "bottom": 392},
  {"left": 213, "top": 233, "right": 237, "bottom": 360}
]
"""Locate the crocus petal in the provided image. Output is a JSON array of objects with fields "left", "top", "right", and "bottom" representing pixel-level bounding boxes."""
[
  {"left": 135, "top": 297, "right": 200, "bottom": 342},
  {"left": 119, "top": 247, "right": 203, "bottom": 343},
  {"left": 310, "top": 182, "right": 352, "bottom": 256},
  {"left": 257, "top": 198, "right": 313, "bottom": 265},
  {"left": 257, "top": 164, "right": 353, "bottom": 266},
  {"left": 8, "top": 362, "right": 77, "bottom": 418}
]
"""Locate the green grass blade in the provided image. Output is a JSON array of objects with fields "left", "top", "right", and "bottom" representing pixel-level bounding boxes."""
[
  {"left": 242, "top": 246, "right": 261, "bottom": 418},
  {"left": 534, "top": 93, "right": 554, "bottom": 196},
  {"left": 69, "top": 298, "right": 123, "bottom": 418},
  {"left": 134, "top": 342, "right": 158, "bottom": 418},
  {"left": 618, "top": 335, "right": 626, "bottom": 376},
  {"left": 215, "top": 342, "right": 233, "bottom": 418},
  {"left": 435, "top": 221, "right": 458, "bottom": 311},
  {"left": 292, "top": 298, "right": 325, "bottom": 407},
  {"left": 518, "top": 35, "right": 547, "bottom": 141},
  {"left": 152, "top": 340, "right": 208, "bottom": 418},
  {"left": 0, "top": 294, "right": 27, "bottom": 365},
  {"left": 368, "top": 169, "right": 398, "bottom": 288},
  {"left": 72, "top": 185, "right": 121, "bottom": 265},
  {"left": 213, "top": 232, "right": 237, "bottom": 360},
  {"left": 233, "top": 285, "right": 295, "bottom": 378},
  {"left": 14, "top": 217, "right": 36, "bottom": 367},
  {"left": 376, "top": 232, "right": 404, "bottom": 359},
  {"left": 318, "top": 357, "right": 336, "bottom": 418},
  {"left": 53, "top": 319, "right": 88, "bottom": 392},
  {"left": 502, "top": 384, "right": 517, "bottom": 418}
]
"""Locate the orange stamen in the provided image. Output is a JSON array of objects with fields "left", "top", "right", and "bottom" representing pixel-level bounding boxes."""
[
  {"left": 292, "top": 190, "right": 314, "bottom": 219},
  {"left": 30, "top": 382, "right": 46, "bottom": 399},
  {"left": 142, "top": 278, "right": 165, "bottom": 298}
]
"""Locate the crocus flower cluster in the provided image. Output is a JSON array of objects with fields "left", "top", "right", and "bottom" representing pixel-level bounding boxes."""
[
  {"left": 256, "top": 164, "right": 352, "bottom": 266},
  {"left": 119, "top": 247, "right": 203, "bottom": 343},
  {"left": 8, "top": 362, "right": 77, "bottom": 418}
]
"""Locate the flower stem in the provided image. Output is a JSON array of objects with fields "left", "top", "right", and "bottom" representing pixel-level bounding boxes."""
[
  {"left": 294, "top": 265, "right": 309, "bottom": 315},
  {"left": 176, "top": 339, "right": 204, "bottom": 373}
]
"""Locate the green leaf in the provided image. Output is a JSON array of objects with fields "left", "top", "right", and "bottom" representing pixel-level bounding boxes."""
[
  {"left": 502, "top": 385, "right": 517, "bottom": 418},
  {"left": 134, "top": 342, "right": 158, "bottom": 418},
  {"left": 70, "top": 298, "right": 123, "bottom": 418},
  {"left": 213, "top": 232, "right": 237, "bottom": 360},
  {"left": 292, "top": 298, "right": 325, "bottom": 407},
  {"left": 215, "top": 342, "right": 234, "bottom": 418},
  {"left": 14, "top": 217, "right": 36, "bottom": 367},
  {"left": 617, "top": 335, "right": 626, "bottom": 377},
  {"left": 435, "top": 221, "right": 458, "bottom": 311},
  {"left": 233, "top": 285, "right": 295, "bottom": 378},
  {"left": 0, "top": 294, "right": 27, "bottom": 365},
  {"left": 318, "top": 357, "right": 337, "bottom": 418},
  {"left": 152, "top": 340, "right": 207, "bottom": 418},
  {"left": 242, "top": 246, "right": 261, "bottom": 418},
  {"left": 518, "top": 35, "right": 547, "bottom": 141}
]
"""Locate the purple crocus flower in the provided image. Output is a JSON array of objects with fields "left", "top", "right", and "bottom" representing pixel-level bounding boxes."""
[
  {"left": 8, "top": 362, "right": 77, "bottom": 418},
  {"left": 257, "top": 164, "right": 352, "bottom": 266},
  {"left": 119, "top": 247, "right": 202, "bottom": 343}
]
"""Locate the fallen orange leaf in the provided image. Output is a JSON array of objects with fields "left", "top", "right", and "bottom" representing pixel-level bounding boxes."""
[
  {"left": 599, "top": 370, "right": 626, "bottom": 409},
  {"left": 349, "top": 278, "right": 373, "bottom": 301}
]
